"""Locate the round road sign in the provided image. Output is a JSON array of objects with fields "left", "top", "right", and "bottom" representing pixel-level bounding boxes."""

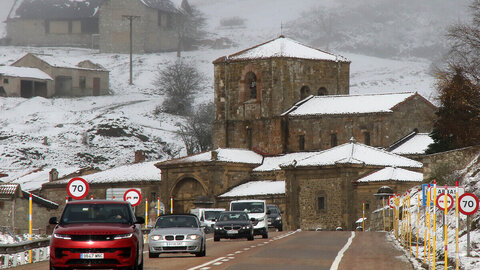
[
  {"left": 123, "top": 189, "right": 142, "bottom": 207},
  {"left": 67, "top": 177, "right": 89, "bottom": 200},
  {"left": 436, "top": 193, "right": 454, "bottom": 211},
  {"left": 458, "top": 193, "right": 479, "bottom": 215},
  {"left": 388, "top": 195, "right": 395, "bottom": 209}
]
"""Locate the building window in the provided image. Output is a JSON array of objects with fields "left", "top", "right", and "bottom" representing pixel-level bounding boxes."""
[
  {"left": 365, "top": 203, "right": 370, "bottom": 210},
  {"left": 3, "top": 78, "right": 8, "bottom": 84},
  {"left": 318, "top": 196, "right": 326, "bottom": 211},
  {"left": 330, "top": 133, "right": 338, "bottom": 147},
  {"left": 246, "top": 128, "right": 253, "bottom": 149},
  {"left": 245, "top": 72, "right": 257, "bottom": 100},
  {"left": 318, "top": 87, "right": 328, "bottom": 96},
  {"left": 158, "top": 12, "right": 173, "bottom": 29},
  {"left": 298, "top": 135, "right": 305, "bottom": 151},
  {"left": 300, "top": 86, "right": 310, "bottom": 100},
  {"left": 364, "top": 132, "right": 371, "bottom": 146},
  {"left": 79, "top": 76, "right": 86, "bottom": 89}
]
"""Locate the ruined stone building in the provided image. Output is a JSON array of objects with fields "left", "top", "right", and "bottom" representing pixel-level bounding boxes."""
[
  {"left": 155, "top": 36, "right": 437, "bottom": 231},
  {"left": 5, "top": 0, "right": 190, "bottom": 53}
]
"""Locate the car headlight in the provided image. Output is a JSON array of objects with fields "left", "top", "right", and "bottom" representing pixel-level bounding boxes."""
[
  {"left": 150, "top": 235, "right": 163, "bottom": 241},
  {"left": 276, "top": 217, "right": 282, "bottom": 221},
  {"left": 187, "top": 234, "right": 200, "bottom": 240},
  {"left": 53, "top": 233, "right": 71, "bottom": 240},
  {"left": 242, "top": 225, "right": 251, "bottom": 229},
  {"left": 214, "top": 226, "right": 222, "bottom": 230},
  {"left": 114, "top": 233, "right": 133, "bottom": 240}
]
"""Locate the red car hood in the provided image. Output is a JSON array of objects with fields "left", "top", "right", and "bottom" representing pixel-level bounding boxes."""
[{"left": 54, "top": 223, "right": 135, "bottom": 235}]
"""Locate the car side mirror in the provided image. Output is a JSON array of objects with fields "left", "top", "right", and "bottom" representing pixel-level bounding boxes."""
[
  {"left": 281, "top": 211, "right": 284, "bottom": 214},
  {"left": 211, "top": 219, "right": 217, "bottom": 222},
  {"left": 49, "top": 217, "right": 58, "bottom": 225},
  {"left": 250, "top": 218, "right": 256, "bottom": 222},
  {"left": 266, "top": 210, "right": 271, "bottom": 215},
  {"left": 135, "top": 216, "right": 145, "bottom": 224}
]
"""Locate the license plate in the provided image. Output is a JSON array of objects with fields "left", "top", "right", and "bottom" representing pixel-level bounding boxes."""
[
  {"left": 166, "top": 241, "right": 183, "bottom": 246},
  {"left": 227, "top": 230, "right": 238, "bottom": 234},
  {"left": 81, "top": 253, "right": 104, "bottom": 259}
]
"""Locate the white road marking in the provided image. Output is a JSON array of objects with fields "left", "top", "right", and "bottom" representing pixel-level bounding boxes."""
[
  {"left": 187, "top": 257, "right": 226, "bottom": 270},
  {"left": 330, "top": 231, "right": 356, "bottom": 270}
]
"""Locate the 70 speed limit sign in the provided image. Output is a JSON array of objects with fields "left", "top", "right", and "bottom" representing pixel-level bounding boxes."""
[
  {"left": 458, "top": 193, "right": 479, "bottom": 215},
  {"left": 67, "top": 177, "right": 90, "bottom": 200}
]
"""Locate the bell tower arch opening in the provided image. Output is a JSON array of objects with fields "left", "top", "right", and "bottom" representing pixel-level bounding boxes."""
[
  {"left": 245, "top": 71, "right": 257, "bottom": 100},
  {"left": 170, "top": 177, "right": 209, "bottom": 214}
]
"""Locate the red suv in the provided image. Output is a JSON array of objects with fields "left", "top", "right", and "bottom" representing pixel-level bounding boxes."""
[{"left": 49, "top": 200, "right": 145, "bottom": 270}]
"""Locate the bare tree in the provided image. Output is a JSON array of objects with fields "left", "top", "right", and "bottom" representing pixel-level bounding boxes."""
[
  {"left": 176, "top": 102, "right": 214, "bottom": 155},
  {"left": 175, "top": 1, "right": 206, "bottom": 57},
  {"left": 155, "top": 59, "right": 206, "bottom": 116}
]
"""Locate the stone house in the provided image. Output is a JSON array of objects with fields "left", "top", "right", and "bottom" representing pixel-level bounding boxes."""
[
  {"left": 5, "top": 0, "right": 190, "bottom": 53},
  {"left": 12, "top": 53, "right": 109, "bottom": 97},
  {"left": 0, "top": 183, "right": 58, "bottom": 235},
  {"left": 0, "top": 66, "right": 53, "bottom": 97},
  {"left": 39, "top": 161, "right": 162, "bottom": 225}
]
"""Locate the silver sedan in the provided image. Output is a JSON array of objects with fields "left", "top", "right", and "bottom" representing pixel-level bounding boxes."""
[{"left": 148, "top": 214, "right": 206, "bottom": 258}]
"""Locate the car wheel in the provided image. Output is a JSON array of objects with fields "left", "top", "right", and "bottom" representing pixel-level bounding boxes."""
[
  {"left": 247, "top": 232, "right": 254, "bottom": 241},
  {"left": 195, "top": 242, "right": 206, "bottom": 257},
  {"left": 214, "top": 235, "right": 220, "bottom": 242},
  {"left": 149, "top": 252, "right": 159, "bottom": 258},
  {"left": 138, "top": 257, "right": 144, "bottom": 270},
  {"left": 278, "top": 226, "right": 283, "bottom": 232},
  {"left": 262, "top": 229, "right": 268, "bottom": 239}
]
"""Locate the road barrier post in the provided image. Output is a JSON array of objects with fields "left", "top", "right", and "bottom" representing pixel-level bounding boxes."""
[
  {"left": 455, "top": 182, "right": 459, "bottom": 270},
  {"left": 433, "top": 181, "right": 437, "bottom": 270},
  {"left": 28, "top": 193, "right": 32, "bottom": 264},
  {"left": 444, "top": 185, "right": 448, "bottom": 270},
  {"left": 417, "top": 189, "right": 420, "bottom": 259}
]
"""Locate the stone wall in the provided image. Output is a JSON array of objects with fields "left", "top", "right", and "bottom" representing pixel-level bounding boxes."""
[
  {"left": 422, "top": 145, "right": 480, "bottom": 180},
  {"left": 99, "top": 0, "right": 178, "bottom": 53}
]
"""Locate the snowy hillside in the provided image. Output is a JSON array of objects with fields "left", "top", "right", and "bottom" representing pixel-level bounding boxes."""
[{"left": 0, "top": 0, "right": 447, "bottom": 187}]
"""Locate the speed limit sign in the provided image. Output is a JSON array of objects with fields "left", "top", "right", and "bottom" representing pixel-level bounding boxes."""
[
  {"left": 67, "top": 177, "right": 89, "bottom": 200},
  {"left": 458, "top": 193, "right": 479, "bottom": 215}
]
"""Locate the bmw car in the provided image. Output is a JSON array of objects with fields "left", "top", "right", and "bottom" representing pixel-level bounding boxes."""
[
  {"left": 213, "top": 211, "right": 254, "bottom": 241},
  {"left": 148, "top": 214, "right": 206, "bottom": 258}
]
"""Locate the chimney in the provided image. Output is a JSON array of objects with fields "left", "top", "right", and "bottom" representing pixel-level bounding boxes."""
[
  {"left": 134, "top": 150, "right": 146, "bottom": 163},
  {"left": 49, "top": 168, "right": 58, "bottom": 182},
  {"left": 211, "top": 149, "right": 218, "bottom": 161}
]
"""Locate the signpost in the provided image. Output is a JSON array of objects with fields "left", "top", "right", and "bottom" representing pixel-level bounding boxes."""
[
  {"left": 123, "top": 189, "right": 142, "bottom": 207},
  {"left": 67, "top": 177, "right": 89, "bottom": 200},
  {"left": 458, "top": 192, "right": 479, "bottom": 256}
]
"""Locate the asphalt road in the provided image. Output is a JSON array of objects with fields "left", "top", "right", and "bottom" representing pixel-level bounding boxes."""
[{"left": 12, "top": 231, "right": 414, "bottom": 270}]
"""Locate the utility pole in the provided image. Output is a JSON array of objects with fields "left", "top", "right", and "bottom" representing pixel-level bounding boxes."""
[{"left": 122, "top": 15, "right": 140, "bottom": 85}]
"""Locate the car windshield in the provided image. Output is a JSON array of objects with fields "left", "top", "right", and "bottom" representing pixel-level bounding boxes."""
[
  {"left": 155, "top": 216, "right": 199, "bottom": 228},
  {"left": 268, "top": 207, "right": 279, "bottom": 214},
  {"left": 60, "top": 204, "right": 132, "bottom": 224},
  {"left": 204, "top": 210, "right": 222, "bottom": 220},
  {"left": 231, "top": 202, "right": 265, "bottom": 213},
  {"left": 218, "top": 212, "right": 248, "bottom": 221}
]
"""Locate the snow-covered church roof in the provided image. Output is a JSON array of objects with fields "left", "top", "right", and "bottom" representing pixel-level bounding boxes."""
[
  {"left": 390, "top": 133, "right": 433, "bottom": 155},
  {"left": 281, "top": 139, "right": 423, "bottom": 168},
  {"left": 283, "top": 92, "right": 429, "bottom": 117},
  {"left": 157, "top": 148, "right": 263, "bottom": 166},
  {"left": 213, "top": 35, "right": 349, "bottom": 63},
  {"left": 356, "top": 167, "right": 423, "bottom": 183},
  {"left": 219, "top": 180, "right": 285, "bottom": 197}
]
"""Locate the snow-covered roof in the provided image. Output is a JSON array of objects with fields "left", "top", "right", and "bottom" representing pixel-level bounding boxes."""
[
  {"left": 356, "top": 167, "right": 423, "bottom": 183},
  {"left": 6, "top": 167, "right": 86, "bottom": 192},
  {"left": 281, "top": 139, "right": 423, "bottom": 168},
  {"left": 390, "top": 133, "right": 433, "bottom": 155},
  {"left": 0, "top": 66, "right": 52, "bottom": 80},
  {"left": 14, "top": 53, "right": 107, "bottom": 71},
  {"left": 8, "top": 0, "right": 104, "bottom": 20},
  {"left": 140, "top": 0, "right": 184, "bottom": 13},
  {"left": 218, "top": 180, "right": 285, "bottom": 197},
  {"left": 213, "top": 36, "right": 349, "bottom": 63},
  {"left": 283, "top": 92, "right": 421, "bottom": 116},
  {"left": 0, "top": 184, "right": 19, "bottom": 195},
  {"left": 158, "top": 148, "right": 264, "bottom": 165},
  {"left": 51, "top": 161, "right": 161, "bottom": 185},
  {"left": 253, "top": 152, "right": 317, "bottom": 172}
]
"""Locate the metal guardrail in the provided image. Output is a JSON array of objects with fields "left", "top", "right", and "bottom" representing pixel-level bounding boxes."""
[{"left": 0, "top": 238, "right": 50, "bottom": 255}]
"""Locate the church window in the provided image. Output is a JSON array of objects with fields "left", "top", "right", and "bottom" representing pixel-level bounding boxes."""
[
  {"left": 300, "top": 86, "right": 310, "bottom": 100},
  {"left": 318, "top": 196, "right": 326, "bottom": 211},
  {"left": 246, "top": 128, "right": 253, "bottom": 149},
  {"left": 298, "top": 135, "right": 305, "bottom": 151},
  {"left": 330, "top": 133, "right": 338, "bottom": 147},
  {"left": 364, "top": 132, "right": 371, "bottom": 146},
  {"left": 318, "top": 87, "right": 328, "bottom": 96},
  {"left": 245, "top": 72, "right": 257, "bottom": 100}
]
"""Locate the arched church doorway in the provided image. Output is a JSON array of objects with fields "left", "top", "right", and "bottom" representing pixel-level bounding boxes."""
[{"left": 171, "top": 177, "right": 209, "bottom": 214}]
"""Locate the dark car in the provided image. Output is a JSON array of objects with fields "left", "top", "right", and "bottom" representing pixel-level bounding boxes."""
[
  {"left": 267, "top": 204, "right": 283, "bottom": 231},
  {"left": 49, "top": 200, "right": 145, "bottom": 270},
  {"left": 213, "top": 211, "right": 254, "bottom": 241},
  {"left": 148, "top": 214, "right": 206, "bottom": 258}
]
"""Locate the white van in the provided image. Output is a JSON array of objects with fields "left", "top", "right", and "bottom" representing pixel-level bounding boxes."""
[
  {"left": 230, "top": 199, "right": 269, "bottom": 238},
  {"left": 190, "top": 208, "right": 225, "bottom": 233}
]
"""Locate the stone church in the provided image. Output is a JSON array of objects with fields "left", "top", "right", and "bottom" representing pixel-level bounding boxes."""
[{"left": 156, "top": 36, "right": 436, "bottom": 231}]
